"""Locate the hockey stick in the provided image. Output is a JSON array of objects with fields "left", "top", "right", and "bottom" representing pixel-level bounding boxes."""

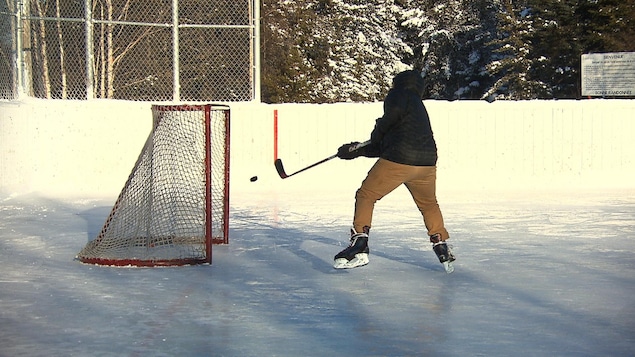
[{"left": 274, "top": 140, "right": 370, "bottom": 179}]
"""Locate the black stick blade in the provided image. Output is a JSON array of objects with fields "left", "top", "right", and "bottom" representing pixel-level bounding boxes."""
[{"left": 274, "top": 159, "right": 288, "bottom": 179}]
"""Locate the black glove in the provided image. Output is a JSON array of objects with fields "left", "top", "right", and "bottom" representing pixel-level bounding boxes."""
[{"left": 337, "top": 142, "right": 362, "bottom": 160}]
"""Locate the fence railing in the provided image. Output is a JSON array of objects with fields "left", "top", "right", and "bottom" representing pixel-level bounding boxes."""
[{"left": 0, "top": 0, "right": 259, "bottom": 101}]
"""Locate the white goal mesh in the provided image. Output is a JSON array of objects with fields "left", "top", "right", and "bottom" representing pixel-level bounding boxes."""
[{"left": 77, "top": 104, "right": 230, "bottom": 266}]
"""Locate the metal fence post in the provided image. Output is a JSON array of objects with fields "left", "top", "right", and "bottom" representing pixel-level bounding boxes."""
[
  {"left": 172, "top": 0, "right": 180, "bottom": 102},
  {"left": 85, "top": 0, "right": 93, "bottom": 99},
  {"left": 14, "top": 0, "right": 22, "bottom": 98},
  {"left": 252, "top": 0, "right": 260, "bottom": 102}
]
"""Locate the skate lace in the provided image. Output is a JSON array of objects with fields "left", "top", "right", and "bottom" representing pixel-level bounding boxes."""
[{"left": 349, "top": 233, "right": 368, "bottom": 246}]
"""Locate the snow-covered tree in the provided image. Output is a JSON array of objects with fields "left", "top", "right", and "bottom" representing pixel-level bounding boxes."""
[
  {"left": 487, "top": 0, "right": 635, "bottom": 99},
  {"left": 398, "top": 0, "right": 500, "bottom": 99},
  {"left": 484, "top": 0, "right": 549, "bottom": 99},
  {"left": 313, "top": 0, "right": 412, "bottom": 102},
  {"left": 261, "top": 0, "right": 321, "bottom": 103},
  {"left": 262, "top": 0, "right": 411, "bottom": 103},
  {"left": 261, "top": 0, "right": 635, "bottom": 102}
]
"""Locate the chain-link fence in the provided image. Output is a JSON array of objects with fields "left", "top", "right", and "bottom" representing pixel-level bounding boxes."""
[{"left": 0, "top": 0, "right": 258, "bottom": 101}]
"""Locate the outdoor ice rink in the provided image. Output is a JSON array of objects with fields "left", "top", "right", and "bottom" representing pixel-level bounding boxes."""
[
  {"left": 1, "top": 185, "right": 634, "bottom": 356},
  {"left": 1, "top": 99, "right": 634, "bottom": 356}
]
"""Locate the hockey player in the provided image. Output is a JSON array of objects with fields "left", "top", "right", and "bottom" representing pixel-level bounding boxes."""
[{"left": 333, "top": 70, "right": 455, "bottom": 273}]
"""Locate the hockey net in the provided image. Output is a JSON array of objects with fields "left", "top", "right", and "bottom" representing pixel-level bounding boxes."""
[{"left": 77, "top": 104, "right": 230, "bottom": 266}]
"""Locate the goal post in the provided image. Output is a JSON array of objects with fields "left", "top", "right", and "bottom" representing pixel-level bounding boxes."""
[{"left": 77, "top": 104, "right": 230, "bottom": 266}]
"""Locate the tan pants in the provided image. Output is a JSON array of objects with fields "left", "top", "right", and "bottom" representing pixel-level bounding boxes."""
[{"left": 353, "top": 158, "right": 449, "bottom": 240}]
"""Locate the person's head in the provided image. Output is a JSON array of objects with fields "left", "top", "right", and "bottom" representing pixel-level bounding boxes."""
[{"left": 392, "top": 70, "right": 426, "bottom": 98}]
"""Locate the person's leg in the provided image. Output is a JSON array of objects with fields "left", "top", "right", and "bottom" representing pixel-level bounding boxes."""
[
  {"left": 335, "top": 159, "right": 415, "bottom": 269},
  {"left": 404, "top": 166, "right": 454, "bottom": 273},
  {"left": 353, "top": 159, "right": 414, "bottom": 233},
  {"left": 403, "top": 166, "right": 449, "bottom": 240}
]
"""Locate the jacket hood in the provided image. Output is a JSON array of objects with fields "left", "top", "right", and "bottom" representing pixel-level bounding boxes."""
[{"left": 392, "top": 70, "right": 426, "bottom": 98}]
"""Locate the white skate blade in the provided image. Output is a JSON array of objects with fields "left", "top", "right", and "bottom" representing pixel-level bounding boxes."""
[
  {"left": 443, "top": 261, "right": 454, "bottom": 274},
  {"left": 333, "top": 253, "right": 369, "bottom": 269}
]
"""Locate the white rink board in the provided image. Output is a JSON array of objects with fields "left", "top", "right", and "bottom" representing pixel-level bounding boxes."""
[{"left": 1, "top": 98, "right": 634, "bottom": 197}]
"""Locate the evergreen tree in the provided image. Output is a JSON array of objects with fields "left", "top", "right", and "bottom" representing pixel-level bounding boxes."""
[
  {"left": 531, "top": 0, "right": 635, "bottom": 98},
  {"left": 577, "top": 0, "right": 635, "bottom": 53},
  {"left": 262, "top": 0, "right": 412, "bottom": 103},
  {"left": 398, "top": 0, "right": 499, "bottom": 99},
  {"left": 315, "top": 0, "right": 411, "bottom": 102},
  {"left": 261, "top": 0, "right": 323, "bottom": 103},
  {"left": 485, "top": 0, "right": 549, "bottom": 99},
  {"left": 527, "top": 0, "right": 585, "bottom": 98},
  {"left": 261, "top": 0, "right": 635, "bottom": 102}
]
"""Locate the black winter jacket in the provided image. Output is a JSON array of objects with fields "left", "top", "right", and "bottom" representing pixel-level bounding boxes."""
[{"left": 364, "top": 70, "right": 438, "bottom": 166}]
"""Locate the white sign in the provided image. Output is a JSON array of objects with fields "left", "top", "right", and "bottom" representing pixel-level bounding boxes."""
[{"left": 581, "top": 52, "right": 635, "bottom": 97}]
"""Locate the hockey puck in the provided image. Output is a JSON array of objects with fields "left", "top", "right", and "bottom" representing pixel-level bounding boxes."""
[{"left": 250, "top": 176, "right": 258, "bottom": 182}]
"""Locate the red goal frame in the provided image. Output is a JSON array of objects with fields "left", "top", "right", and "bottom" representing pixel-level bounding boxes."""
[{"left": 76, "top": 104, "right": 230, "bottom": 266}]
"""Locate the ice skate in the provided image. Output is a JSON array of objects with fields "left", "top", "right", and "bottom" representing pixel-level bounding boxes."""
[
  {"left": 333, "top": 228, "right": 369, "bottom": 269},
  {"left": 430, "top": 234, "right": 455, "bottom": 273}
]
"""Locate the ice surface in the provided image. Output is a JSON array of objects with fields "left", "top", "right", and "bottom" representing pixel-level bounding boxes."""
[{"left": 1, "top": 187, "right": 634, "bottom": 356}]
